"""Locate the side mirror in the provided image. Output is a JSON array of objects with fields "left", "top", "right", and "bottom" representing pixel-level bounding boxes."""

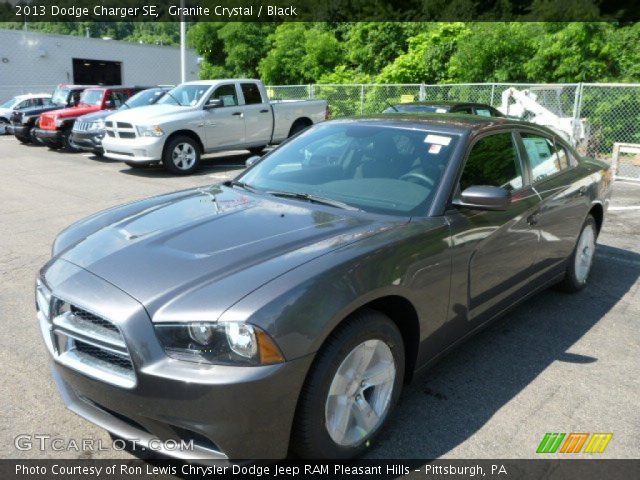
[
  {"left": 204, "top": 99, "right": 223, "bottom": 110},
  {"left": 245, "top": 155, "right": 262, "bottom": 168},
  {"left": 453, "top": 185, "right": 511, "bottom": 211}
]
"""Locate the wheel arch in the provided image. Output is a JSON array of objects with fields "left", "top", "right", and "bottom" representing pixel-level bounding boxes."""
[
  {"left": 288, "top": 117, "right": 313, "bottom": 137},
  {"left": 163, "top": 129, "right": 205, "bottom": 156},
  {"left": 588, "top": 202, "right": 604, "bottom": 235}
]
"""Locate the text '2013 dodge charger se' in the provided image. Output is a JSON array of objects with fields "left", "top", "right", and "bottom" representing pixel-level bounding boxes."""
[{"left": 37, "top": 114, "right": 612, "bottom": 460}]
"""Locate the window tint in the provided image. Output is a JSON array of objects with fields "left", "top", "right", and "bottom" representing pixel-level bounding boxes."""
[
  {"left": 241, "top": 83, "right": 263, "bottom": 105},
  {"left": 461, "top": 132, "right": 523, "bottom": 191},
  {"left": 210, "top": 84, "right": 238, "bottom": 107},
  {"left": 521, "top": 133, "right": 570, "bottom": 182},
  {"left": 453, "top": 106, "right": 473, "bottom": 114}
]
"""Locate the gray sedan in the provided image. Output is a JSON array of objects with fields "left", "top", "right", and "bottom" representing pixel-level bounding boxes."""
[{"left": 37, "top": 114, "right": 612, "bottom": 460}]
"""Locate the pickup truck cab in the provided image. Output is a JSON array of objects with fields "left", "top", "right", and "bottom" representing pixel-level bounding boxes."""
[
  {"left": 8, "top": 85, "right": 91, "bottom": 144},
  {"left": 102, "top": 79, "right": 329, "bottom": 174},
  {"left": 35, "top": 86, "right": 139, "bottom": 151}
]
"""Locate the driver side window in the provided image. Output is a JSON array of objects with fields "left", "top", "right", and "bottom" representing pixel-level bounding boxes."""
[
  {"left": 460, "top": 132, "right": 523, "bottom": 192},
  {"left": 207, "top": 84, "right": 238, "bottom": 107}
]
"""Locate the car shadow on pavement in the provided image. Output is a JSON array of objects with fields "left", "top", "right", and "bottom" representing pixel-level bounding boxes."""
[
  {"left": 117, "top": 152, "right": 250, "bottom": 179},
  {"left": 367, "top": 244, "right": 639, "bottom": 459}
]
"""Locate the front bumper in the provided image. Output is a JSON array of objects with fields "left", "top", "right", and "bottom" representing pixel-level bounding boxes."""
[
  {"left": 39, "top": 259, "right": 312, "bottom": 461},
  {"left": 70, "top": 131, "right": 104, "bottom": 154},
  {"left": 34, "top": 128, "right": 63, "bottom": 146},
  {"left": 103, "top": 135, "right": 164, "bottom": 163}
]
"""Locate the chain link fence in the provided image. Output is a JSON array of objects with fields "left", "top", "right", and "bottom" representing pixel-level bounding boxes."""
[{"left": 268, "top": 82, "right": 640, "bottom": 180}]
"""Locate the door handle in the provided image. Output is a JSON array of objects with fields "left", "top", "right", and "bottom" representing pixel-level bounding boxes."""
[
  {"left": 232, "top": 112, "right": 243, "bottom": 117},
  {"left": 259, "top": 109, "right": 269, "bottom": 113}
]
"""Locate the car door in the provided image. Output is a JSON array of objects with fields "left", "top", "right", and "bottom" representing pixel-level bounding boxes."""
[
  {"left": 516, "top": 130, "right": 591, "bottom": 274},
  {"left": 240, "top": 82, "right": 273, "bottom": 147},
  {"left": 203, "top": 83, "right": 245, "bottom": 151},
  {"left": 446, "top": 130, "right": 542, "bottom": 322}
]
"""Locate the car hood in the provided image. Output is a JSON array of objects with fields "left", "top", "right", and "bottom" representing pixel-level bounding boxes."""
[
  {"left": 59, "top": 186, "right": 401, "bottom": 319},
  {"left": 78, "top": 110, "right": 113, "bottom": 122},
  {"left": 14, "top": 104, "right": 66, "bottom": 117},
  {"left": 105, "top": 104, "right": 189, "bottom": 124},
  {"left": 0, "top": 107, "right": 14, "bottom": 117},
  {"left": 42, "top": 105, "right": 102, "bottom": 120}
]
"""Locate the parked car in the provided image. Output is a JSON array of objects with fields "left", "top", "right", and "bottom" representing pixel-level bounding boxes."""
[
  {"left": 0, "top": 93, "right": 52, "bottom": 134},
  {"left": 383, "top": 101, "right": 503, "bottom": 117},
  {"left": 37, "top": 114, "right": 611, "bottom": 460},
  {"left": 70, "top": 87, "right": 170, "bottom": 156},
  {"left": 34, "top": 86, "right": 141, "bottom": 151},
  {"left": 8, "top": 85, "right": 92, "bottom": 144},
  {"left": 101, "top": 79, "right": 330, "bottom": 174}
]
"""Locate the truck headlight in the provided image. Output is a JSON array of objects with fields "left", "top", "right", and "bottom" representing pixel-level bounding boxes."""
[
  {"left": 136, "top": 125, "right": 164, "bottom": 137},
  {"left": 155, "top": 322, "right": 284, "bottom": 366}
]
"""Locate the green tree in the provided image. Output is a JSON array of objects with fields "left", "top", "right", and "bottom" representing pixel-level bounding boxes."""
[{"left": 217, "top": 23, "right": 276, "bottom": 77}]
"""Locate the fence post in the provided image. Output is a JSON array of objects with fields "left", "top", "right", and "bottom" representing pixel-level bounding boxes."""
[
  {"left": 360, "top": 85, "right": 365, "bottom": 115},
  {"left": 490, "top": 84, "right": 496, "bottom": 106},
  {"left": 419, "top": 83, "right": 426, "bottom": 101},
  {"left": 309, "top": 84, "right": 314, "bottom": 99}
]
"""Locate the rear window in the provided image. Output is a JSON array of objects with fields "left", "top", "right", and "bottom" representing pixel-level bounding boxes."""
[{"left": 241, "top": 83, "right": 263, "bottom": 105}]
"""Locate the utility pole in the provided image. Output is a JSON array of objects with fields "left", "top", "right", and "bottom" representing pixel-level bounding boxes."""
[{"left": 180, "top": 0, "right": 186, "bottom": 84}]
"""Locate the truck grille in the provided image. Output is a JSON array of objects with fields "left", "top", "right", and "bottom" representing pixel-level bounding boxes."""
[
  {"left": 36, "top": 280, "right": 136, "bottom": 389},
  {"left": 105, "top": 121, "right": 136, "bottom": 139}
]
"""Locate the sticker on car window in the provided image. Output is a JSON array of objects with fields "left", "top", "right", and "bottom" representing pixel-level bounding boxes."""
[
  {"left": 428, "top": 144, "right": 442, "bottom": 154},
  {"left": 435, "top": 108, "right": 447, "bottom": 113},
  {"left": 425, "top": 134, "right": 452, "bottom": 146}
]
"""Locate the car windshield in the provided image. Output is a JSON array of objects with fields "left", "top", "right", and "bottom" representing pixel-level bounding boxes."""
[
  {"left": 1, "top": 98, "right": 18, "bottom": 108},
  {"left": 79, "top": 90, "right": 104, "bottom": 106},
  {"left": 238, "top": 123, "right": 459, "bottom": 216},
  {"left": 122, "top": 89, "right": 166, "bottom": 109},
  {"left": 51, "top": 88, "right": 70, "bottom": 105},
  {"left": 158, "top": 84, "right": 209, "bottom": 107},
  {"left": 384, "top": 105, "right": 447, "bottom": 113}
]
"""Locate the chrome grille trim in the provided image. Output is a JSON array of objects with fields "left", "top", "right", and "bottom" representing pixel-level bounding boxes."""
[
  {"left": 36, "top": 284, "right": 136, "bottom": 389},
  {"left": 73, "top": 121, "right": 92, "bottom": 133},
  {"left": 105, "top": 122, "right": 137, "bottom": 139}
]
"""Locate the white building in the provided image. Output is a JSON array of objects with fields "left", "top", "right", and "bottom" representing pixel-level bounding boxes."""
[{"left": 0, "top": 29, "right": 200, "bottom": 100}]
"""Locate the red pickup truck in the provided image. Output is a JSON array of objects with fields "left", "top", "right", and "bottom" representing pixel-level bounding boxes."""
[{"left": 34, "top": 86, "right": 140, "bottom": 150}]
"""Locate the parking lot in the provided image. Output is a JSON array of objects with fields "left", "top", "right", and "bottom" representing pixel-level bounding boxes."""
[{"left": 0, "top": 135, "right": 638, "bottom": 460}]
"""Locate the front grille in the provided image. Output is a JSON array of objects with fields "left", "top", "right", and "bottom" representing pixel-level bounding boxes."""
[
  {"left": 36, "top": 286, "right": 136, "bottom": 389},
  {"left": 73, "top": 121, "right": 92, "bottom": 132},
  {"left": 105, "top": 121, "right": 137, "bottom": 139}
]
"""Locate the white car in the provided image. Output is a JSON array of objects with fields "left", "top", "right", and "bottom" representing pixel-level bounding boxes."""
[
  {"left": 0, "top": 93, "right": 52, "bottom": 134},
  {"left": 102, "top": 79, "right": 329, "bottom": 174}
]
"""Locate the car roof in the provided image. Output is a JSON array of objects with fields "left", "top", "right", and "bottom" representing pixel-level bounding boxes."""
[
  {"left": 329, "top": 113, "right": 555, "bottom": 136},
  {"left": 14, "top": 93, "right": 52, "bottom": 100},
  {"left": 395, "top": 101, "right": 495, "bottom": 109}
]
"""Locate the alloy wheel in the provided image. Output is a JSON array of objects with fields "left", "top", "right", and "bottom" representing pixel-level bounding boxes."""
[{"left": 172, "top": 143, "right": 197, "bottom": 170}]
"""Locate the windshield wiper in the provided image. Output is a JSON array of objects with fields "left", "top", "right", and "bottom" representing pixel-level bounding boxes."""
[
  {"left": 165, "top": 91, "right": 183, "bottom": 106},
  {"left": 223, "top": 180, "right": 257, "bottom": 192},
  {"left": 266, "top": 190, "right": 360, "bottom": 211}
]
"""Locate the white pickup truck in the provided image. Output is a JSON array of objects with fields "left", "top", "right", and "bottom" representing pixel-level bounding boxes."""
[{"left": 102, "top": 79, "right": 329, "bottom": 174}]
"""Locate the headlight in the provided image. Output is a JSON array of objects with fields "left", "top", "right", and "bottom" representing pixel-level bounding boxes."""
[
  {"left": 136, "top": 125, "right": 164, "bottom": 137},
  {"left": 155, "top": 322, "right": 284, "bottom": 366}
]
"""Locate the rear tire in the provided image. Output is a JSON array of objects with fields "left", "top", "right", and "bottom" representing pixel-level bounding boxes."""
[
  {"left": 62, "top": 129, "right": 78, "bottom": 152},
  {"left": 557, "top": 215, "right": 597, "bottom": 293},
  {"left": 291, "top": 309, "right": 404, "bottom": 459},
  {"left": 17, "top": 135, "right": 31, "bottom": 144},
  {"left": 162, "top": 136, "right": 201, "bottom": 175}
]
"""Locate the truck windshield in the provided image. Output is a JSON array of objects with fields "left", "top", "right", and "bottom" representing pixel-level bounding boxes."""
[
  {"left": 238, "top": 123, "right": 460, "bottom": 216},
  {"left": 122, "top": 89, "right": 166, "bottom": 109},
  {"left": 51, "top": 89, "right": 70, "bottom": 106},
  {"left": 158, "top": 84, "right": 209, "bottom": 107},
  {"left": 80, "top": 90, "right": 104, "bottom": 106}
]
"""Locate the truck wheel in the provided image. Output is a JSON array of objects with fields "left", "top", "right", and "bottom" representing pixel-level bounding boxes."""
[
  {"left": 162, "top": 136, "right": 201, "bottom": 175},
  {"left": 62, "top": 130, "right": 78, "bottom": 152},
  {"left": 17, "top": 135, "right": 31, "bottom": 144},
  {"left": 291, "top": 309, "right": 404, "bottom": 459}
]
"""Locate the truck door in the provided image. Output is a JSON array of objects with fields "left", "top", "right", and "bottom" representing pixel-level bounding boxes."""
[
  {"left": 203, "top": 83, "right": 245, "bottom": 151},
  {"left": 240, "top": 82, "right": 273, "bottom": 148}
]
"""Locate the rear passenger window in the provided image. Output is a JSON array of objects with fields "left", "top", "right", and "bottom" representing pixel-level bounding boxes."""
[
  {"left": 521, "top": 133, "right": 570, "bottom": 182},
  {"left": 241, "top": 83, "right": 263, "bottom": 105},
  {"left": 474, "top": 108, "right": 493, "bottom": 117},
  {"left": 460, "top": 133, "right": 523, "bottom": 191}
]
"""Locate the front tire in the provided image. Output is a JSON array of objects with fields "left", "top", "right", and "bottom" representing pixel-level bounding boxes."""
[
  {"left": 291, "top": 309, "right": 404, "bottom": 459},
  {"left": 557, "top": 215, "right": 597, "bottom": 292},
  {"left": 162, "top": 136, "right": 201, "bottom": 175}
]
